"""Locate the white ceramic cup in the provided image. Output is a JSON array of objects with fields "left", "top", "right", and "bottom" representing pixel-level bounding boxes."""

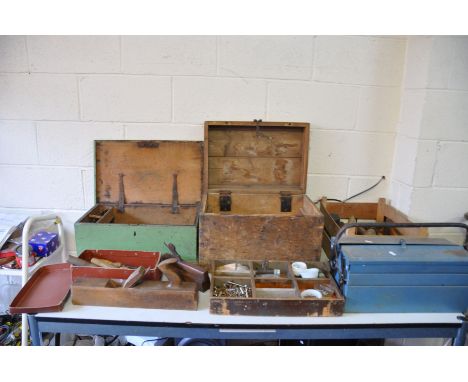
[
  {"left": 299, "top": 267, "right": 320, "bottom": 279},
  {"left": 300, "top": 289, "right": 323, "bottom": 299},
  {"left": 291, "top": 261, "right": 307, "bottom": 276}
]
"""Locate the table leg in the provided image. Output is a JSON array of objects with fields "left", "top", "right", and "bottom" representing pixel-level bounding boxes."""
[
  {"left": 453, "top": 315, "right": 468, "bottom": 346},
  {"left": 27, "top": 315, "right": 42, "bottom": 346}
]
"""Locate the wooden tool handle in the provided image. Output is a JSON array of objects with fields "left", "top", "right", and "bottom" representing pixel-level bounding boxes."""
[
  {"left": 90, "top": 258, "right": 122, "bottom": 268},
  {"left": 163, "top": 242, "right": 210, "bottom": 291},
  {"left": 67, "top": 256, "right": 94, "bottom": 267},
  {"left": 122, "top": 266, "right": 147, "bottom": 288},
  {"left": 164, "top": 242, "right": 182, "bottom": 261},
  {"left": 158, "top": 257, "right": 182, "bottom": 287}
]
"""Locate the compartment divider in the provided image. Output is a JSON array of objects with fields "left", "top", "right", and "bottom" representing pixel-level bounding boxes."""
[
  {"left": 250, "top": 274, "right": 257, "bottom": 298},
  {"left": 96, "top": 207, "right": 115, "bottom": 224}
]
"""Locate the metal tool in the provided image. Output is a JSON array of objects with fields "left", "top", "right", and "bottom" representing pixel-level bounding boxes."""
[{"left": 213, "top": 281, "right": 252, "bottom": 298}]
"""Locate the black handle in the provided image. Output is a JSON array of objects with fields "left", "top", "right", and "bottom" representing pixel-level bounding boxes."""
[{"left": 330, "top": 222, "right": 468, "bottom": 263}]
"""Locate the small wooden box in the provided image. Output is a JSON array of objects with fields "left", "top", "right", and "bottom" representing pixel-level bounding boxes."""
[
  {"left": 71, "top": 266, "right": 198, "bottom": 310},
  {"left": 77, "top": 249, "right": 162, "bottom": 280},
  {"left": 75, "top": 141, "right": 204, "bottom": 261},
  {"left": 199, "top": 121, "right": 323, "bottom": 263},
  {"left": 209, "top": 260, "right": 344, "bottom": 316},
  {"left": 320, "top": 197, "right": 428, "bottom": 258}
]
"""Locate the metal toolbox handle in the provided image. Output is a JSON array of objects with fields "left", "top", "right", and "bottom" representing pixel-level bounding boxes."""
[{"left": 330, "top": 222, "right": 468, "bottom": 264}]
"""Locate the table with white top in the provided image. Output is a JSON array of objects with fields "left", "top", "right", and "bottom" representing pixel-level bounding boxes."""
[{"left": 27, "top": 291, "right": 468, "bottom": 346}]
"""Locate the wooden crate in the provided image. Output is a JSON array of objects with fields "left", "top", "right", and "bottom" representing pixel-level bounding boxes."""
[
  {"left": 320, "top": 197, "right": 428, "bottom": 258},
  {"left": 209, "top": 260, "right": 344, "bottom": 316},
  {"left": 75, "top": 140, "right": 203, "bottom": 261},
  {"left": 71, "top": 266, "right": 198, "bottom": 310},
  {"left": 199, "top": 121, "right": 323, "bottom": 263}
]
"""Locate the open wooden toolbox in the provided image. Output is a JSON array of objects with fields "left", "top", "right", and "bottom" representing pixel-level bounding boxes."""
[
  {"left": 199, "top": 121, "right": 323, "bottom": 263},
  {"left": 320, "top": 197, "right": 428, "bottom": 258},
  {"left": 70, "top": 249, "right": 199, "bottom": 310},
  {"left": 209, "top": 260, "right": 344, "bottom": 316},
  {"left": 75, "top": 140, "right": 203, "bottom": 261}
]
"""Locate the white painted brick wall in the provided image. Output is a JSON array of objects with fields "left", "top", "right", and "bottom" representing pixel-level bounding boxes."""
[
  {"left": 313, "top": 36, "right": 406, "bottom": 86},
  {"left": 309, "top": 130, "right": 394, "bottom": 177},
  {"left": 1, "top": 35, "right": 466, "bottom": 255},
  {"left": 82, "top": 168, "right": 94, "bottom": 209},
  {"left": 0, "top": 36, "right": 28, "bottom": 72},
  {"left": 0, "top": 74, "right": 79, "bottom": 120},
  {"left": 36, "top": 122, "right": 124, "bottom": 166},
  {"left": 447, "top": 37, "right": 468, "bottom": 91},
  {"left": 391, "top": 135, "right": 418, "bottom": 185},
  {"left": 268, "top": 81, "right": 359, "bottom": 130},
  {"left": 413, "top": 140, "right": 438, "bottom": 187},
  {"left": 397, "top": 90, "right": 426, "bottom": 139},
  {"left": 420, "top": 90, "right": 468, "bottom": 141},
  {"left": 219, "top": 36, "right": 314, "bottom": 80},
  {"left": 0, "top": 121, "right": 38, "bottom": 164},
  {"left": 391, "top": 36, "right": 468, "bottom": 235},
  {"left": 79, "top": 75, "right": 172, "bottom": 122},
  {"left": 402, "top": 36, "right": 432, "bottom": 89},
  {"left": 410, "top": 188, "right": 468, "bottom": 222},
  {"left": 0, "top": 166, "right": 84, "bottom": 209},
  {"left": 122, "top": 36, "right": 217, "bottom": 75},
  {"left": 28, "top": 36, "right": 121, "bottom": 73},
  {"left": 306, "top": 175, "right": 349, "bottom": 202},
  {"left": 356, "top": 86, "right": 401, "bottom": 133},
  {"left": 123, "top": 123, "right": 203, "bottom": 141},
  {"left": 433, "top": 142, "right": 468, "bottom": 188},
  {"left": 173, "top": 77, "right": 267, "bottom": 123},
  {"left": 393, "top": 181, "right": 413, "bottom": 215},
  {"left": 347, "top": 177, "right": 389, "bottom": 202}
]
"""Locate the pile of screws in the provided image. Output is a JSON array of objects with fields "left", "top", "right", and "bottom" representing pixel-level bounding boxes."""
[{"left": 213, "top": 281, "right": 252, "bottom": 298}]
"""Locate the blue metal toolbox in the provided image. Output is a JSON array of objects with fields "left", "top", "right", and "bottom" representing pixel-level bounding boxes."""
[{"left": 330, "top": 222, "right": 468, "bottom": 313}]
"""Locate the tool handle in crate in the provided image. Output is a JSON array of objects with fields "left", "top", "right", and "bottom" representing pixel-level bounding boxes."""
[{"left": 330, "top": 222, "right": 468, "bottom": 264}]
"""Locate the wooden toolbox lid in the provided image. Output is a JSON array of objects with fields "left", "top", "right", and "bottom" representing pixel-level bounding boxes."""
[
  {"left": 205, "top": 121, "right": 309, "bottom": 194},
  {"left": 95, "top": 140, "right": 203, "bottom": 205}
]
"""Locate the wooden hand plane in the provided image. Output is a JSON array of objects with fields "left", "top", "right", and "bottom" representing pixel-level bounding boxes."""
[{"left": 160, "top": 242, "right": 210, "bottom": 292}]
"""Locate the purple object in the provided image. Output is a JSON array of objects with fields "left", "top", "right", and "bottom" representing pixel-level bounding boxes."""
[{"left": 28, "top": 231, "right": 59, "bottom": 258}]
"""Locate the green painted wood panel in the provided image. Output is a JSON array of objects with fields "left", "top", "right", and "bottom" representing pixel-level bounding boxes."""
[{"left": 75, "top": 223, "right": 197, "bottom": 262}]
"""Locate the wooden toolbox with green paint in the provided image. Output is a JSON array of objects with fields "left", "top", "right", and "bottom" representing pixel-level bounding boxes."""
[{"left": 75, "top": 140, "right": 204, "bottom": 262}]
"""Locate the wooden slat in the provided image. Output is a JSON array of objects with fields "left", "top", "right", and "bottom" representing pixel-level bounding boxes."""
[
  {"left": 208, "top": 128, "right": 304, "bottom": 157},
  {"left": 95, "top": 140, "right": 203, "bottom": 205},
  {"left": 320, "top": 198, "right": 428, "bottom": 238},
  {"left": 375, "top": 198, "right": 386, "bottom": 222},
  {"left": 204, "top": 122, "right": 309, "bottom": 194},
  {"left": 206, "top": 193, "right": 308, "bottom": 215},
  {"left": 199, "top": 213, "right": 323, "bottom": 262},
  {"left": 323, "top": 200, "right": 378, "bottom": 220},
  {"left": 72, "top": 280, "right": 198, "bottom": 310},
  {"left": 208, "top": 157, "right": 302, "bottom": 188},
  {"left": 96, "top": 207, "right": 115, "bottom": 224},
  {"left": 320, "top": 198, "right": 340, "bottom": 237},
  {"left": 111, "top": 205, "right": 198, "bottom": 225},
  {"left": 382, "top": 204, "right": 428, "bottom": 236}
]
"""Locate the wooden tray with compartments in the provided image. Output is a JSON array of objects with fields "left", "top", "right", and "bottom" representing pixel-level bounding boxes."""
[
  {"left": 209, "top": 260, "right": 344, "bottom": 316},
  {"left": 320, "top": 197, "right": 428, "bottom": 258},
  {"left": 199, "top": 121, "right": 323, "bottom": 263},
  {"left": 74, "top": 140, "right": 203, "bottom": 262},
  {"left": 71, "top": 266, "right": 198, "bottom": 310}
]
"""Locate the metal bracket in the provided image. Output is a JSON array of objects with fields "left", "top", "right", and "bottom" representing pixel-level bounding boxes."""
[
  {"left": 280, "top": 192, "right": 292, "bottom": 212},
  {"left": 219, "top": 191, "right": 232, "bottom": 212},
  {"left": 172, "top": 173, "right": 180, "bottom": 214},
  {"left": 253, "top": 118, "right": 262, "bottom": 135},
  {"left": 118, "top": 173, "right": 125, "bottom": 213}
]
